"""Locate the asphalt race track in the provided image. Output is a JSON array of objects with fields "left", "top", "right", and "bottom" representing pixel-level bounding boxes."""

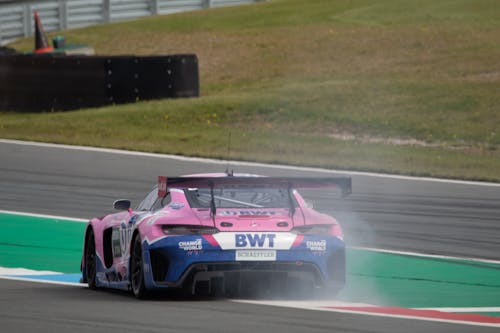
[
  {"left": 1, "top": 140, "right": 499, "bottom": 259},
  {"left": 1, "top": 139, "right": 499, "bottom": 333},
  {"left": 0, "top": 278, "right": 488, "bottom": 333}
]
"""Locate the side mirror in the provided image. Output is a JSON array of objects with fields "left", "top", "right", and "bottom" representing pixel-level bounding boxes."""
[{"left": 113, "top": 199, "right": 131, "bottom": 211}]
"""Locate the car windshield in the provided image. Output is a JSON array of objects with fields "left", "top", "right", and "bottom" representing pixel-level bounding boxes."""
[{"left": 184, "top": 187, "right": 292, "bottom": 209}]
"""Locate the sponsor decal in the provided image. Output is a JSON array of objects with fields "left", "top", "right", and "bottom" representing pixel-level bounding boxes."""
[
  {"left": 213, "top": 232, "right": 296, "bottom": 250},
  {"left": 306, "top": 240, "right": 327, "bottom": 251},
  {"left": 236, "top": 250, "right": 276, "bottom": 261},
  {"left": 235, "top": 233, "right": 276, "bottom": 248},
  {"left": 178, "top": 239, "right": 203, "bottom": 251},
  {"left": 218, "top": 211, "right": 277, "bottom": 216},
  {"left": 169, "top": 202, "right": 185, "bottom": 210}
]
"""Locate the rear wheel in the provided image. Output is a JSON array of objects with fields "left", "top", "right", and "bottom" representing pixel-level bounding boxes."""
[
  {"left": 130, "top": 235, "right": 148, "bottom": 299},
  {"left": 85, "top": 228, "right": 97, "bottom": 289}
]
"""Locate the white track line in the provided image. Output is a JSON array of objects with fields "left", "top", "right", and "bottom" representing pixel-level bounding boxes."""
[
  {"left": 234, "top": 300, "right": 375, "bottom": 308},
  {"left": 0, "top": 209, "right": 87, "bottom": 222},
  {"left": 0, "top": 267, "right": 61, "bottom": 275},
  {"left": 1, "top": 139, "right": 499, "bottom": 187},
  {"left": 0, "top": 275, "right": 84, "bottom": 287},
  {"left": 0, "top": 267, "right": 84, "bottom": 287},
  {"left": 417, "top": 307, "right": 500, "bottom": 313},
  {"left": 350, "top": 247, "right": 500, "bottom": 265}
]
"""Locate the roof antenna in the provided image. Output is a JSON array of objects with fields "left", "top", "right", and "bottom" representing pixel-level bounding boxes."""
[{"left": 225, "top": 131, "right": 234, "bottom": 176}]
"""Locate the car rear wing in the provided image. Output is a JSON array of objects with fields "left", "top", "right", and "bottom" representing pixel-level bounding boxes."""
[
  {"left": 158, "top": 176, "right": 351, "bottom": 219},
  {"left": 158, "top": 176, "right": 352, "bottom": 198}
]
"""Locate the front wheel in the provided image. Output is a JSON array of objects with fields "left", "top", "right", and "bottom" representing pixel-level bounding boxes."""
[{"left": 130, "top": 235, "right": 148, "bottom": 299}]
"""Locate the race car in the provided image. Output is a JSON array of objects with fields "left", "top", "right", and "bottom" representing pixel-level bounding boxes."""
[{"left": 80, "top": 173, "right": 351, "bottom": 298}]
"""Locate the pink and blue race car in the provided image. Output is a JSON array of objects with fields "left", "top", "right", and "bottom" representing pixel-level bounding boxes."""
[{"left": 80, "top": 173, "right": 351, "bottom": 298}]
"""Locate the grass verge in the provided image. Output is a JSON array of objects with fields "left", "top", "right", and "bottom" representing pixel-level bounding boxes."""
[{"left": 2, "top": 0, "right": 500, "bottom": 180}]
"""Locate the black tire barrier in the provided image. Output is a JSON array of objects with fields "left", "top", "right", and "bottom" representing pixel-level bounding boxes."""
[
  {"left": 0, "top": 46, "right": 19, "bottom": 55},
  {"left": 0, "top": 53, "right": 199, "bottom": 111}
]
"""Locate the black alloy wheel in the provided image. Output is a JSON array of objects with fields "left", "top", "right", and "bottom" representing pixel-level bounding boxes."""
[
  {"left": 130, "top": 235, "right": 148, "bottom": 298},
  {"left": 85, "top": 228, "right": 97, "bottom": 289}
]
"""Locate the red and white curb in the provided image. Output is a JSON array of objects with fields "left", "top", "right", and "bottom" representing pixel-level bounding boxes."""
[{"left": 234, "top": 300, "right": 500, "bottom": 328}]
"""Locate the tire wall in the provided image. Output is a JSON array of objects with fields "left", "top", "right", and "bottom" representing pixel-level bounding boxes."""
[{"left": 0, "top": 53, "right": 199, "bottom": 111}]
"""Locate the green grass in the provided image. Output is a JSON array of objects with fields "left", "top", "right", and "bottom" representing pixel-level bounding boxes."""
[
  {"left": 344, "top": 248, "right": 500, "bottom": 307},
  {"left": 2, "top": 0, "right": 500, "bottom": 180},
  {"left": 0, "top": 213, "right": 85, "bottom": 273}
]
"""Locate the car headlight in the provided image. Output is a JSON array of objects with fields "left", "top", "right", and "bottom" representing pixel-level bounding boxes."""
[{"left": 162, "top": 225, "right": 219, "bottom": 235}]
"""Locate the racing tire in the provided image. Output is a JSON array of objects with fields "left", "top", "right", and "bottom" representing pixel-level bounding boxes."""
[
  {"left": 85, "top": 228, "right": 97, "bottom": 290},
  {"left": 130, "top": 234, "right": 148, "bottom": 299}
]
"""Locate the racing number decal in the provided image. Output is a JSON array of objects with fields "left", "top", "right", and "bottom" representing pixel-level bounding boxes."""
[
  {"left": 120, "top": 222, "right": 132, "bottom": 257},
  {"left": 112, "top": 228, "right": 121, "bottom": 257},
  {"left": 112, "top": 221, "right": 134, "bottom": 258}
]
